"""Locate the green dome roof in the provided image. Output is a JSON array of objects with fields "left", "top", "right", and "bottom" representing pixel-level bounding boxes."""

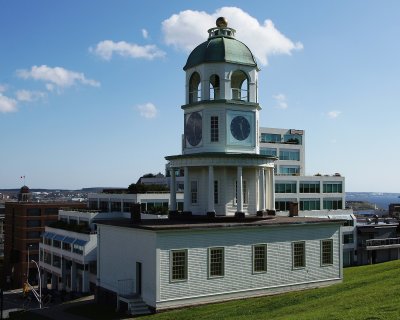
[{"left": 183, "top": 36, "right": 258, "bottom": 70}]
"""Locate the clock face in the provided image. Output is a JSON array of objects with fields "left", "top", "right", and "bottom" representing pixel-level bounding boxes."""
[
  {"left": 185, "top": 112, "right": 202, "bottom": 146},
  {"left": 230, "top": 116, "right": 250, "bottom": 141}
]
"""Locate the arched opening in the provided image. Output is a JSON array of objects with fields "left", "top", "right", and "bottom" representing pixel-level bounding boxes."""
[
  {"left": 189, "top": 72, "right": 201, "bottom": 103},
  {"left": 209, "top": 74, "right": 220, "bottom": 100},
  {"left": 231, "top": 70, "right": 248, "bottom": 101}
]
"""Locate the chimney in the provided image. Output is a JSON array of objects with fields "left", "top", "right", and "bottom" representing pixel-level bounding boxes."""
[
  {"left": 130, "top": 203, "right": 141, "bottom": 223},
  {"left": 289, "top": 202, "right": 299, "bottom": 217}
]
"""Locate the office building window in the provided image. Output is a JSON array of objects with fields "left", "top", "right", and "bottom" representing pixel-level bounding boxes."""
[
  {"left": 275, "top": 182, "right": 296, "bottom": 193},
  {"left": 44, "top": 208, "right": 58, "bottom": 215},
  {"left": 260, "top": 133, "right": 281, "bottom": 143},
  {"left": 209, "top": 247, "right": 224, "bottom": 277},
  {"left": 111, "top": 201, "right": 121, "bottom": 212},
  {"left": 323, "top": 183, "right": 343, "bottom": 193},
  {"left": 300, "top": 182, "right": 320, "bottom": 193},
  {"left": 279, "top": 166, "right": 300, "bottom": 176},
  {"left": 275, "top": 201, "right": 293, "bottom": 211},
  {"left": 170, "top": 250, "right": 188, "bottom": 281},
  {"left": 300, "top": 199, "right": 321, "bottom": 211},
  {"left": 43, "top": 251, "right": 51, "bottom": 264},
  {"left": 253, "top": 244, "right": 267, "bottom": 273},
  {"left": 323, "top": 199, "right": 343, "bottom": 210},
  {"left": 26, "top": 208, "right": 41, "bottom": 216},
  {"left": 260, "top": 148, "right": 277, "bottom": 156},
  {"left": 321, "top": 240, "right": 333, "bottom": 265},
  {"left": 191, "top": 181, "right": 198, "bottom": 204},
  {"left": 279, "top": 149, "right": 300, "bottom": 161},
  {"left": 211, "top": 116, "right": 219, "bottom": 142},
  {"left": 26, "top": 220, "right": 41, "bottom": 227},
  {"left": 292, "top": 242, "right": 306, "bottom": 269},
  {"left": 283, "top": 134, "right": 302, "bottom": 145}
]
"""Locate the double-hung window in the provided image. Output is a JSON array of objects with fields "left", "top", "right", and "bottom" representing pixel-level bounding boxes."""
[
  {"left": 292, "top": 241, "right": 306, "bottom": 269},
  {"left": 170, "top": 250, "right": 188, "bottom": 282},
  {"left": 208, "top": 247, "right": 224, "bottom": 278},
  {"left": 321, "top": 240, "right": 333, "bottom": 266},
  {"left": 191, "top": 181, "right": 198, "bottom": 204},
  {"left": 210, "top": 116, "right": 219, "bottom": 142},
  {"left": 253, "top": 244, "right": 267, "bottom": 273}
]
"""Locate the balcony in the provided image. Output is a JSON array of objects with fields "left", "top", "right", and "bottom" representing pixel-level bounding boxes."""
[{"left": 364, "top": 238, "right": 400, "bottom": 250}]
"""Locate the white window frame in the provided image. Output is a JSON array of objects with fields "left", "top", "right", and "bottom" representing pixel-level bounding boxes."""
[
  {"left": 208, "top": 247, "right": 224, "bottom": 278},
  {"left": 170, "top": 249, "right": 188, "bottom": 282},
  {"left": 252, "top": 244, "right": 267, "bottom": 273}
]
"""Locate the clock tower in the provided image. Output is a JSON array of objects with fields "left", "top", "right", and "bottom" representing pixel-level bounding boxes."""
[{"left": 166, "top": 17, "right": 276, "bottom": 216}]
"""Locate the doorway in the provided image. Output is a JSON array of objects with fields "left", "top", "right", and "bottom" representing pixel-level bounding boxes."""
[{"left": 136, "top": 262, "right": 142, "bottom": 295}]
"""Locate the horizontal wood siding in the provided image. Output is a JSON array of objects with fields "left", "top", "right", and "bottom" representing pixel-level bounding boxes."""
[{"left": 157, "top": 224, "right": 340, "bottom": 301}]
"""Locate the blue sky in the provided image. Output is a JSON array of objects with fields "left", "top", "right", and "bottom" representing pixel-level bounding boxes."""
[{"left": 1, "top": 1, "right": 400, "bottom": 192}]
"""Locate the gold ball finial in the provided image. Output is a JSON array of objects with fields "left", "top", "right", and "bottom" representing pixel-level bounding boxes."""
[{"left": 216, "top": 17, "right": 228, "bottom": 28}]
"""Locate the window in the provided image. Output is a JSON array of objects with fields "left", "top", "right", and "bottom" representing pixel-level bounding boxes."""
[
  {"left": 189, "top": 72, "right": 201, "bottom": 103},
  {"left": 89, "top": 201, "right": 98, "bottom": 210},
  {"left": 260, "top": 133, "right": 281, "bottom": 143},
  {"left": 26, "top": 208, "right": 41, "bottom": 216},
  {"left": 279, "top": 166, "right": 300, "bottom": 176},
  {"left": 52, "top": 254, "right": 61, "bottom": 268},
  {"left": 27, "top": 231, "right": 41, "bottom": 239},
  {"left": 321, "top": 240, "right": 333, "bottom": 265},
  {"left": 343, "top": 234, "right": 354, "bottom": 244},
  {"left": 44, "top": 208, "right": 58, "bottom": 215},
  {"left": 211, "top": 116, "right": 219, "bottom": 142},
  {"left": 343, "top": 219, "right": 354, "bottom": 227},
  {"left": 300, "top": 182, "right": 320, "bottom": 193},
  {"left": 191, "top": 181, "right": 198, "bottom": 204},
  {"left": 323, "top": 199, "right": 343, "bottom": 210},
  {"left": 260, "top": 148, "right": 277, "bottom": 156},
  {"left": 209, "top": 74, "right": 220, "bottom": 100},
  {"left": 123, "top": 202, "right": 133, "bottom": 213},
  {"left": 209, "top": 247, "right": 224, "bottom": 277},
  {"left": 275, "top": 182, "right": 296, "bottom": 193},
  {"left": 275, "top": 200, "right": 293, "bottom": 211},
  {"left": 26, "top": 220, "right": 41, "bottom": 227},
  {"left": 100, "top": 201, "right": 108, "bottom": 212},
  {"left": 39, "top": 249, "right": 43, "bottom": 262},
  {"left": 253, "top": 245, "right": 267, "bottom": 273},
  {"left": 323, "top": 183, "right": 343, "bottom": 193},
  {"left": 292, "top": 242, "right": 306, "bottom": 269},
  {"left": 111, "top": 201, "right": 121, "bottom": 212},
  {"left": 231, "top": 70, "right": 248, "bottom": 101},
  {"left": 73, "top": 244, "right": 84, "bottom": 255},
  {"left": 283, "top": 134, "right": 302, "bottom": 145},
  {"left": 53, "top": 239, "right": 61, "bottom": 248},
  {"left": 62, "top": 242, "right": 71, "bottom": 251},
  {"left": 300, "top": 199, "right": 321, "bottom": 211},
  {"left": 214, "top": 180, "right": 218, "bottom": 204},
  {"left": 279, "top": 149, "right": 300, "bottom": 161},
  {"left": 43, "top": 251, "right": 51, "bottom": 264},
  {"left": 44, "top": 237, "right": 52, "bottom": 246},
  {"left": 170, "top": 250, "right": 188, "bottom": 281}
]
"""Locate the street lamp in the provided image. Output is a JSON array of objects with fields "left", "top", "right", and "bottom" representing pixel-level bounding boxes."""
[{"left": 30, "top": 260, "right": 42, "bottom": 309}]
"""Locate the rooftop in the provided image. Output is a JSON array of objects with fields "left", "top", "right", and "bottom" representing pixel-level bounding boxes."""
[{"left": 97, "top": 215, "right": 345, "bottom": 231}]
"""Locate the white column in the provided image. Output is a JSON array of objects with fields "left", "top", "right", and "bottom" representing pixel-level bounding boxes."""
[
  {"left": 260, "top": 168, "right": 266, "bottom": 211},
  {"left": 208, "top": 166, "right": 215, "bottom": 213},
  {"left": 237, "top": 166, "right": 243, "bottom": 213},
  {"left": 170, "top": 169, "right": 177, "bottom": 211},
  {"left": 269, "top": 167, "right": 276, "bottom": 210},
  {"left": 183, "top": 167, "right": 190, "bottom": 211}
]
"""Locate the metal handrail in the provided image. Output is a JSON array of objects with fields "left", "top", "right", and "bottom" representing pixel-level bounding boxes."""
[{"left": 364, "top": 237, "right": 400, "bottom": 247}]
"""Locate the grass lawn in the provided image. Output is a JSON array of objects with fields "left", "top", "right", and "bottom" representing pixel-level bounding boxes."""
[{"left": 66, "top": 260, "right": 400, "bottom": 320}]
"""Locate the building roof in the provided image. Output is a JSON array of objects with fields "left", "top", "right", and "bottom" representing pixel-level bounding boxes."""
[
  {"left": 97, "top": 216, "right": 344, "bottom": 232},
  {"left": 184, "top": 36, "right": 257, "bottom": 70}
]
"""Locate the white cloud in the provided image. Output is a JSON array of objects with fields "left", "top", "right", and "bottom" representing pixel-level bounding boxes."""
[
  {"left": 0, "top": 84, "right": 7, "bottom": 93},
  {"left": 0, "top": 93, "right": 17, "bottom": 113},
  {"left": 273, "top": 93, "right": 288, "bottom": 109},
  {"left": 90, "top": 40, "right": 165, "bottom": 60},
  {"left": 136, "top": 102, "right": 157, "bottom": 119},
  {"left": 142, "top": 29, "right": 149, "bottom": 39},
  {"left": 162, "top": 7, "right": 303, "bottom": 66},
  {"left": 328, "top": 110, "right": 341, "bottom": 119},
  {"left": 16, "top": 65, "right": 100, "bottom": 90},
  {"left": 16, "top": 90, "right": 46, "bottom": 102}
]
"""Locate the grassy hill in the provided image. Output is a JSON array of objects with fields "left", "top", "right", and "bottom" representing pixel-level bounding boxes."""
[{"left": 144, "top": 260, "right": 400, "bottom": 320}]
